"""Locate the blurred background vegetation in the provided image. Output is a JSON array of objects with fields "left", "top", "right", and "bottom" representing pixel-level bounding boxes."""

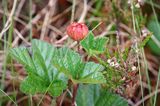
[{"left": 0, "top": 0, "right": 160, "bottom": 106}]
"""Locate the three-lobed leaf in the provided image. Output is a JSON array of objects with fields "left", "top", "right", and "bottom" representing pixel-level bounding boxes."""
[
  {"left": 9, "top": 39, "right": 67, "bottom": 96},
  {"left": 80, "top": 31, "right": 109, "bottom": 56},
  {"left": 52, "top": 47, "right": 106, "bottom": 84},
  {"left": 10, "top": 39, "right": 106, "bottom": 97}
]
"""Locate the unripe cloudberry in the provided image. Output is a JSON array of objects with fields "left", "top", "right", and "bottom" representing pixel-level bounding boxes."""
[{"left": 66, "top": 22, "right": 89, "bottom": 41}]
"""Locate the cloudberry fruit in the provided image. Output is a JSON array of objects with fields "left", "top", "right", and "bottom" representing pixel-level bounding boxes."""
[{"left": 66, "top": 22, "right": 89, "bottom": 41}]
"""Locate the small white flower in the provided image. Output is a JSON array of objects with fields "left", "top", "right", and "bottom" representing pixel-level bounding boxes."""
[
  {"left": 107, "top": 59, "right": 111, "bottom": 63},
  {"left": 131, "top": 66, "right": 136, "bottom": 71},
  {"left": 142, "top": 28, "right": 149, "bottom": 37},
  {"left": 110, "top": 62, "right": 115, "bottom": 67},
  {"left": 142, "top": 29, "right": 147, "bottom": 34},
  {"left": 135, "top": 3, "right": 140, "bottom": 8},
  {"left": 115, "top": 63, "right": 120, "bottom": 68},
  {"left": 128, "top": 0, "right": 131, "bottom": 4},
  {"left": 143, "top": 33, "right": 148, "bottom": 37},
  {"left": 138, "top": 0, "right": 145, "bottom": 5},
  {"left": 135, "top": 49, "right": 139, "bottom": 53}
]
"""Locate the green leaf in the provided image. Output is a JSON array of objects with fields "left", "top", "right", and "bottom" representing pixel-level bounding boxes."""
[
  {"left": 48, "top": 80, "right": 67, "bottom": 96},
  {"left": 20, "top": 74, "right": 47, "bottom": 94},
  {"left": 31, "top": 39, "right": 66, "bottom": 82},
  {"left": 122, "top": 47, "right": 129, "bottom": 61},
  {"left": 105, "top": 48, "right": 111, "bottom": 59},
  {"left": 9, "top": 39, "right": 67, "bottom": 96},
  {"left": 9, "top": 47, "right": 36, "bottom": 74},
  {"left": 95, "top": 90, "right": 128, "bottom": 106},
  {"left": 80, "top": 31, "right": 109, "bottom": 56},
  {"left": 78, "top": 62, "right": 106, "bottom": 84},
  {"left": 52, "top": 47, "right": 106, "bottom": 84},
  {"left": 147, "top": 17, "right": 160, "bottom": 55},
  {"left": 76, "top": 84, "right": 101, "bottom": 106},
  {"left": 76, "top": 84, "right": 128, "bottom": 106},
  {"left": 139, "top": 34, "right": 152, "bottom": 48},
  {"left": 53, "top": 47, "right": 84, "bottom": 79},
  {"left": 20, "top": 75, "right": 66, "bottom": 97}
]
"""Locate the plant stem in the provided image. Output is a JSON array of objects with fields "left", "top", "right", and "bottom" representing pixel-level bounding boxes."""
[
  {"left": 77, "top": 41, "right": 80, "bottom": 52},
  {"left": 56, "top": 90, "right": 67, "bottom": 106},
  {"left": 72, "top": 84, "right": 79, "bottom": 106},
  {"left": 93, "top": 54, "right": 106, "bottom": 66}
]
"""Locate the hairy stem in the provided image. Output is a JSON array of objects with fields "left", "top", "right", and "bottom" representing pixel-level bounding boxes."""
[{"left": 72, "top": 84, "right": 79, "bottom": 106}]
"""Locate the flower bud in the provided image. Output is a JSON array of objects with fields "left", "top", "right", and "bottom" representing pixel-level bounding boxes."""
[
  {"left": 66, "top": 22, "right": 89, "bottom": 41},
  {"left": 107, "top": 59, "right": 111, "bottom": 63},
  {"left": 131, "top": 66, "right": 136, "bottom": 71}
]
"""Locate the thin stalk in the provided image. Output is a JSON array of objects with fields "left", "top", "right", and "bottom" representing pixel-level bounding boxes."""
[
  {"left": 137, "top": 52, "right": 145, "bottom": 106},
  {"left": 93, "top": 54, "right": 106, "bottom": 66},
  {"left": 51, "top": 98, "right": 56, "bottom": 106},
  {"left": 149, "top": 0, "right": 160, "bottom": 47},
  {"left": 150, "top": 0, "right": 160, "bottom": 25},
  {"left": 131, "top": 1, "right": 145, "bottom": 106},
  {"left": 148, "top": 4, "right": 160, "bottom": 105},
  {"left": 72, "top": 84, "right": 79, "bottom": 106},
  {"left": 9, "top": 18, "right": 18, "bottom": 104},
  {"left": 153, "top": 68, "right": 160, "bottom": 106},
  {"left": 144, "top": 0, "right": 160, "bottom": 9},
  {"left": 37, "top": 79, "right": 56, "bottom": 106},
  {"left": 56, "top": 91, "right": 67, "bottom": 106},
  {"left": 0, "top": 89, "right": 18, "bottom": 106},
  {"left": 71, "top": 0, "right": 76, "bottom": 23},
  {"left": 142, "top": 47, "right": 152, "bottom": 105},
  {"left": 0, "top": 0, "right": 17, "bottom": 39},
  {"left": 29, "top": 94, "right": 32, "bottom": 106},
  {"left": 0, "top": 0, "right": 8, "bottom": 106},
  {"left": 135, "top": 18, "right": 146, "bottom": 106},
  {"left": 1, "top": 0, "right": 7, "bottom": 90},
  {"left": 91, "top": 22, "right": 102, "bottom": 32},
  {"left": 131, "top": 1, "right": 136, "bottom": 33},
  {"left": 29, "top": 0, "right": 32, "bottom": 41},
  {"left": 28, "top": 0, "right": 32, "bottom": 105},
  {"left": 139, "top": 14, "right": 153, "bottom": 105}
]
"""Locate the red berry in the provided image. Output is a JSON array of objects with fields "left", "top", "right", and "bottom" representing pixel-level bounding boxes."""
[{"left": 66, "top": 22, "right": 89, "bottom": 41}]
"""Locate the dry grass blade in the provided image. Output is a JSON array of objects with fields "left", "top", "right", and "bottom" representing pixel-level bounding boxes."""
[{"left": 0, "top": 0, "right": 18, "bottom": 39}]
